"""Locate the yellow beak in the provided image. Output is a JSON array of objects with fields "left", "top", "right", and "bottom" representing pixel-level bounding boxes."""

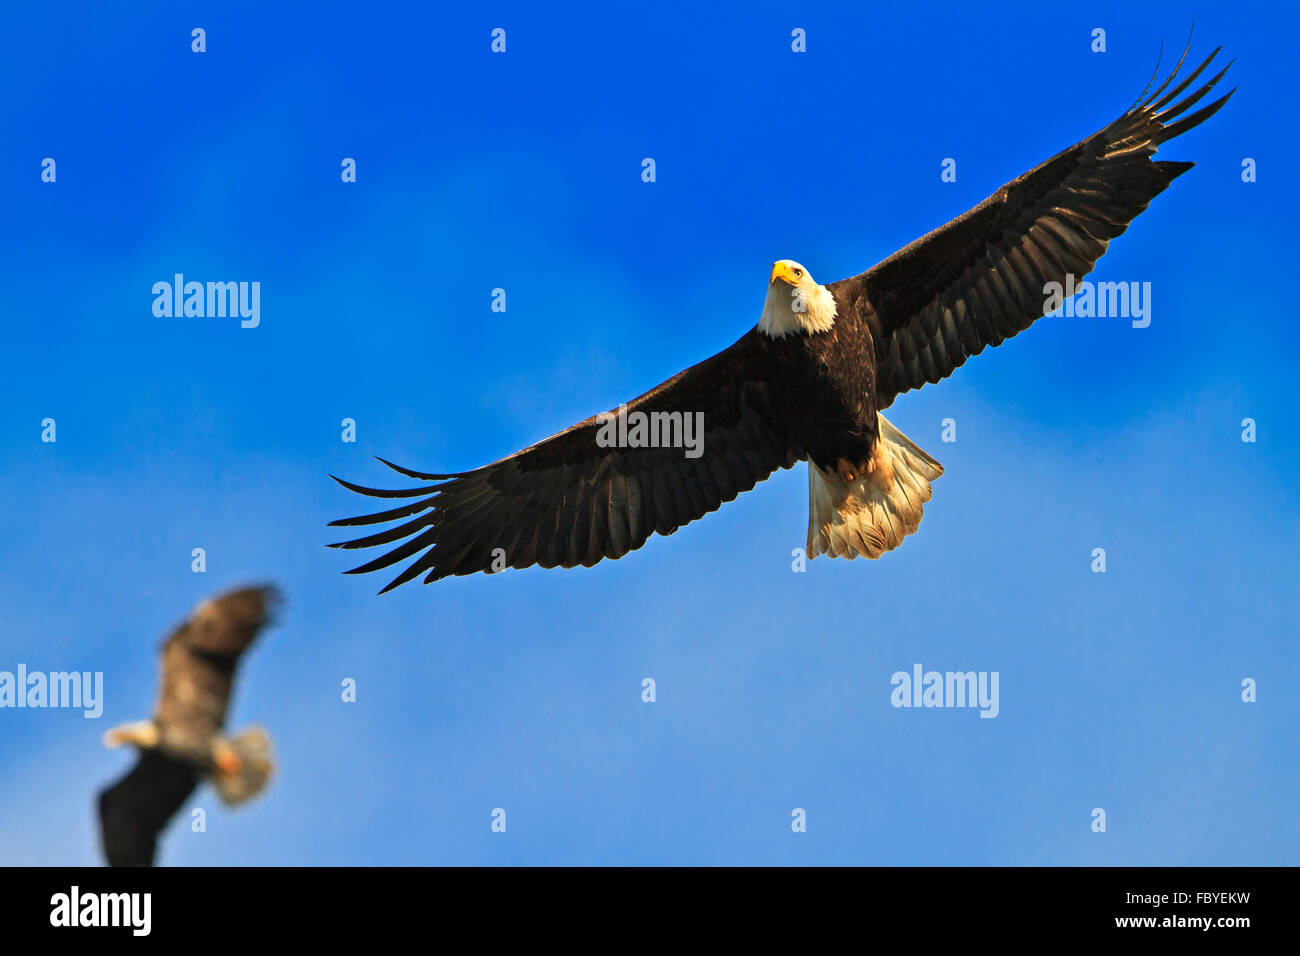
[{"left": 770, "top": 260, "right": 798, "bottom": 285}]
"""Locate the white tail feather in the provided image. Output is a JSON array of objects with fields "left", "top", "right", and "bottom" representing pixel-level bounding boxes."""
[
  {"left": 806, "top": 415, "right": 944, "bottom": 559},
  {"left": 212, "top": 726, "right": 274, "bottom": 806}
]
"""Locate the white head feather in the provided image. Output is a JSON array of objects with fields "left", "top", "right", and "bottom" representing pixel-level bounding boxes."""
[{"left": 757, "top": 259, "right": 837, "bottom": 338}]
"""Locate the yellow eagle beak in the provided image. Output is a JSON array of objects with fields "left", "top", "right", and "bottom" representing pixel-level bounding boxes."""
[{"left": 770, "top": 260, "right": 798, "bottom": 285}]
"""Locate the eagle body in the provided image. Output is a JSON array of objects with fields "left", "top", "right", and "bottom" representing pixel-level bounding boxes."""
[
  {"left": 762, "top": 296, "right": 881, "bottom": 477},
  {"left": 151, "top": 635, "right": 238, "bottom": 764},
  {"left": 332, "top": 41, "right": 1234, "bottom": 589}
]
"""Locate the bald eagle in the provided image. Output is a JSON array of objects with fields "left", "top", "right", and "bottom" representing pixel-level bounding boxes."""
[
  {"left": 331, "top": 44, "right": 1232, "bottom": 592},
  {"left": 97, "top": 585, "right": 279, "bottom": 866}
]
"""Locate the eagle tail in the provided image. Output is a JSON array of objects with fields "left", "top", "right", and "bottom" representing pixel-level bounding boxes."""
[
  {"left": 212, "top": 726, "right": 274, "bottom": 806},
  {"left": 807, "top": 415, "right": 944, "bottom": 559}
]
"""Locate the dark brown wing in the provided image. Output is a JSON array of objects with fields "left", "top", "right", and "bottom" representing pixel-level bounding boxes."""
[
  {"left": 154, "top": 585, "right": 280, "bottom": 747},
  {"left": 97, "top": 750, "right": 198, "bottom": 866},
  {"left": 330, "top": 330, "right": 799, "bottom": 590},
  {"left": 830, "top": 44, "right": 1234, "bottom": 410}
]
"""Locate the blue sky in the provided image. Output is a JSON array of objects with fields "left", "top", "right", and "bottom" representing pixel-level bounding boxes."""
[{"left": 0, "top": 0, "right": 1295, "bottom": 865}]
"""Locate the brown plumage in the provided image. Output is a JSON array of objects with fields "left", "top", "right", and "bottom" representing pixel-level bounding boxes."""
[
  {"left": 97, "top": 585, "right": 280, "bottom": 866},
  {"left": 832, "top": 43, "right": 1235, "bottom": 410},
  {"left": 331, "top": 40, "right": 1233, "bottom": 589},
  {"left": 332, "top": 334, "right": 802, "bottom": 590}
]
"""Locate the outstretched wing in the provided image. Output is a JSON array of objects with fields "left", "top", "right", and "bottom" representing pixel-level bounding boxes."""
[
  {"left": 330, "top": 330, "right": 799, "bottom": 590},
  {"left": 97, "top": 750, "right": 198, "bottom": 866},
  {"left": 830, "top": 43, "right": 1234, "bottom": 410},
  {"left": 155, "top": 585, "right": 280, "bottom": 743}
]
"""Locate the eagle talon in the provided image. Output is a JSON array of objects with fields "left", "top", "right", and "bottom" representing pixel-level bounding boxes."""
[{"left": 836, "top": 458, "right": 867, "bottom": 485}]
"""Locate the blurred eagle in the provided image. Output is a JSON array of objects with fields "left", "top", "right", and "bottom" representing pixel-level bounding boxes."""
[
  {"left": 332, "top": 43, "right": 1232, "bottom": 591},
  {"left": 97, "top": 585, "right": 280, "bottom": 866}
]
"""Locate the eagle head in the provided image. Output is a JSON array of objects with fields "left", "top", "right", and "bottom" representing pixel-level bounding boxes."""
[{"left": 758, "top": 259, "right": 837, "bottom": 338}]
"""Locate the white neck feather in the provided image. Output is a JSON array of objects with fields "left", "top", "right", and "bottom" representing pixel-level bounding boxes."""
[{"left": 757, "top": 282, "right": 837, "bottom": 338}]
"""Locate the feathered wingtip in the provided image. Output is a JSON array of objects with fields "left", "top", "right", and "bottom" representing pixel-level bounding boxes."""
[
  {"left": 327, "top": 457, "right": 447, "bottom": 527},
  {"left": 328, "top": 458, "right": 464, "bottom": 593},
  {"left": 195, "top": 583, "right": 283, "bottom": 629},
  {"left": 1129, "top": 24, "right": 1236, "bottom": 144},
  {"left": 374, "top": 456, "right": 456, "bottom": 480}
]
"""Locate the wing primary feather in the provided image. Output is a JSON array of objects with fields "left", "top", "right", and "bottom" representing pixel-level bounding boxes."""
[
  {"left": 1141, "top": 21, "right": 1196, "bottom": 108},
  {"left": 1148, "top": 45, "right": 1221, "bottom": 112},
  {"left": 330, "top": 474, "right": 438, "bottom": 499},
  {"left": 345, "top": 527, "right": 438, "bottom": 575},
  {"left": 375, "top": 457, "right": 460, "bottom": 480},
  {"left": 328, "top": 512, "right": 437, "bottom": 551},
  {"left": 327, "top": 495, "right": 439, "bottom": 528},
  {"left": 1153, "top": 60, "right": 1232, "bottom": 124},
  {"left": 1154, "top": 89, "right": 1236, "bottom": 144},
  {"left": 1131, "top": 38, "right": 1165, "bottom": 109}
]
